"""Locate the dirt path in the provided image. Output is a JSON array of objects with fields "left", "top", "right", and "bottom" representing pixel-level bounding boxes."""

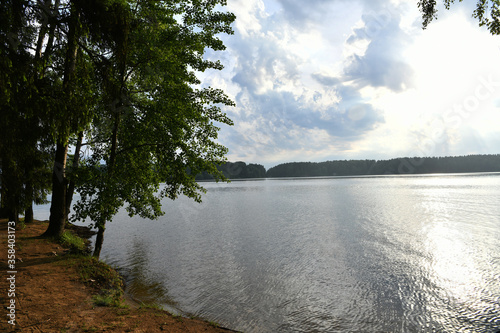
[{"left": 0, "top": 219, "right": 239, "bottom": 332}]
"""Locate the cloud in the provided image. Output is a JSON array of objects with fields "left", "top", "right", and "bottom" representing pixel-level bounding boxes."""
[
  {"left": 226, "top": 0, "right": 266, "bottom": 38},
  {"left": 213, "top": 0, "right": 407, "bottom": 164},
  {"left": 274, "top": 0, "right": 333, "bottom": 26},
  {"left": 206, "top": 0, "right": 500, "bottom": 167},
  {"left": 343, "top": 6, "right": 415, "bottom": 92},
  {"left": 226, "top": 27, "right": 385, "bottom": 139}
]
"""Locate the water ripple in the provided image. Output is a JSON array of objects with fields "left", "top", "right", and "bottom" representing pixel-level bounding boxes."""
[{"left": 98, "top": 175, "right": 500, "bottom": 333}]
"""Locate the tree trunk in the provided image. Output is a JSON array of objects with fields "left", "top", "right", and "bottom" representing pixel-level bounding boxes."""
[
  {"left": 93, "top": 226, "right": 105, "bottom": 258},
  {"left": 24, "top": 177, "right": 34, "bottom": 223},
  {"left": 34, "top": 0, "right": 60, "bottom": 79},
  {"left": 65, "top": 131, "right": 83, "bottom": 223},
  {"left": 91, "top": 8, "right": 128, "bottom": 258},
  {"left": 25, "top": 204, "right": 33, "bottom": 223},
  {"left": 1, "top": 154, "right": 20, "bottom": 223},
  {"left": 92, "top": 114, "right": 120, "bottom": 257},
  {"left": 44, "top": 142, "right": 68, "bottom": 237},
  {"left": 42, "top": 0, "right": 60, "bottom": 68},
  {"left": 44, "top": 4, "right": 78, "bottom": 238},
  {"left": 8, "top": 207, "right": 19, "bottom": 224},
  {"left": 34, "top": 0, "right": 52, "bottom": 61}
]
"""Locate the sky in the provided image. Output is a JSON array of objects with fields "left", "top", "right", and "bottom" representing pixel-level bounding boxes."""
[{"left": 200, "top": 0, "right": 500, "bottom": 169}]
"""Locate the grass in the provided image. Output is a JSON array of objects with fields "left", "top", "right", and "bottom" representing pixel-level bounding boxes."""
[
  {"left": 50, "top": 229, "right": 127, "bottom": 309},
  {"left": 139, "top": 302, "right": 163, "bottom": 310},
  {"left": 59, "top": 230, "right": 87, "bottom": 253},
  {"left": 17, "top": 219, "right": 26, "bottom": 230},
  {"left": 76, "top": 256, "right": 123, "bottom": 290},
  {"left": 92, "top": 289, "right": 126, "bottom": 307},
  {"left": 172, "top": 314, "right": 184, "bottom": 323},
  {"left": 64, "top": 255, "right": 127, "bottom": 308},
  {"left": 55, "top": 254, "right": 126, "bottom": 308},
  {"left": 79, "top": 257, "right": 124, "bottom": 303}
]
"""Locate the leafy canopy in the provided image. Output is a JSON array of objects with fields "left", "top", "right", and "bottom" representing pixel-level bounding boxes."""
[
  {"left": 418, "top": 0, "right": 500, "bottom": 34},
  {"left": 71, "top": 0, "right": 236, "bottom": 229}
]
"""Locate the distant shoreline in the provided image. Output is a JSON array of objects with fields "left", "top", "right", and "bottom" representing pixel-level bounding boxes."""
[
  {"left": 197, "top": 154, "right": 500, "bottom": 180},
  {"left": 198, "top": 170, "right": 500, "bottom": 182}
]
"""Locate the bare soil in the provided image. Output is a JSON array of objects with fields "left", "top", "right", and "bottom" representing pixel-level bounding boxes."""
[{"left": 0, "top": 219, "right": 239, "bottom": 333}]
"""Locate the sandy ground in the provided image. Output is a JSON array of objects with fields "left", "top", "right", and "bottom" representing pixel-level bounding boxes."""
[{"left": 0, "top": 219, "right": 239, "bottom": 333}]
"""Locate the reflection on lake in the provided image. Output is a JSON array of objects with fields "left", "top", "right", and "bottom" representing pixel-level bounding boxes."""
[{"left": 69, "top": 174, "right": 500, "bottom": 332}]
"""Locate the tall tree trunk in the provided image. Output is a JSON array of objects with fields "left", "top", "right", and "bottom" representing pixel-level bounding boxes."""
[
  {"left": 8, "top": 207, "right": 19, "bottom": 224},
  {"left": 92, "top": 114, "right": 120, "bottom": 258},
  {"left": 24, "top": 177, "right": 34, "bottom": 223},
  {"left": 0, "top": 192, "right": 6, "bottom": 219},
  {"left": 1, "top": 154, "right": 20, "bottom": 223},
  {"left": 92, "top": 6, "right": 129, "bottom": 257},
  {"left": 25, "top": 204, "right": 33, "bottom": 224},
  {"left": 65, "top": 131, "right": 83, "bottom": 223},
  {"left": 44, "top": 4, "right": 79, "bottom": 237},
  {"left": 44, "top": 142, "right": 68, "bottom": 237}
]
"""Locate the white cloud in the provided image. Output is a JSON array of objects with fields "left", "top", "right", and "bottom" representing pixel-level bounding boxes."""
[
  {"left": 227, "top": 0, "right": 266, "bottom": 38},
  {"left": 207, "top": 0, "right": 500, "bottom": 167}
]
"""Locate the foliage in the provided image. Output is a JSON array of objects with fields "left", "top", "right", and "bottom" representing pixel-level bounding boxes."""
[
  {"left": 196, "top": 161, "right": 267, "bottom": 180},
  {"left": 0, "top": 0, "right": 54, "bottom": 221},
  {"left": 418, "top": 0, "right": 500, "bottom": 34},
  {"left": 66, "top": 1, "right": 235, "bottom": 257}
]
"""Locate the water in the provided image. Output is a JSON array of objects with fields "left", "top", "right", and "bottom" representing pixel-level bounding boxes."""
[{"left": 39, "top": 173, "right": 500, "bottom": 332}]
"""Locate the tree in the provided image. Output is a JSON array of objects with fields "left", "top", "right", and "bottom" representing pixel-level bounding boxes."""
[
  {"left": 0, "top": 0, "right": 95, "bottom": 230},
  {"left": 42, "top": 0, "right": 98, "bottom": 237},
  {"left": 0, "top": 0, "right": 54, "bottom": 223},
  {"left": 1, "top": 0, "right": 235, "bottom": 250},
  {"left": 68, "top": 1, "right": 235, "bottom": 257},
  {"left": 418, "top": 0, "right": 500, "bottom": 34}
]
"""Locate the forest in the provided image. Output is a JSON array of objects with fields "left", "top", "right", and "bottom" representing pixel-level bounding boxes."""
[
  {"left": 265, "top": 155, "right": 500, "bottom": 178},
  {"left": 195, "top": 162, "right": 266, "bottom": 180}
]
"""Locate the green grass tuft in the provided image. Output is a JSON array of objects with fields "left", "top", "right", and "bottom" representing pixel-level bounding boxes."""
[
  {"left": 92, "top": 289, "right": 126, "bottom": 307},
  {"left": 172, "top": 314, "right": 184, "bottom": 323},
  {"left": 76, "top": 257, "right": 124, "bottom": 291},
  {"left": 138, "top": 302, "right": 163, "bottom": 310},
  {"left": 59, "top": 231, "right": 86, "bottom": 253}
]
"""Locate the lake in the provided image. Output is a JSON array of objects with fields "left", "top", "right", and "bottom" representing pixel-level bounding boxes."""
[{"left": 37, "top": 173, "right": 500, "bottom": 332}]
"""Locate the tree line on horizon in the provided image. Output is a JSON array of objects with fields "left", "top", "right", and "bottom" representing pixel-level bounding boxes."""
[
  {"left": 267, "top": 154, "right": 500, "bottom": 177},
  {"left": 195, "top": 161, "right": 266, "bottom": 180},
  {"left": 206, "top": 155, "right": 500, "bottom": 179}
]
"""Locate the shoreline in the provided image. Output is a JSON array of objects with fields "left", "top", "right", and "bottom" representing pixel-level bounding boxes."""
[{"left": 0, "top": 219, "right": 240, "bottom": 332}]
